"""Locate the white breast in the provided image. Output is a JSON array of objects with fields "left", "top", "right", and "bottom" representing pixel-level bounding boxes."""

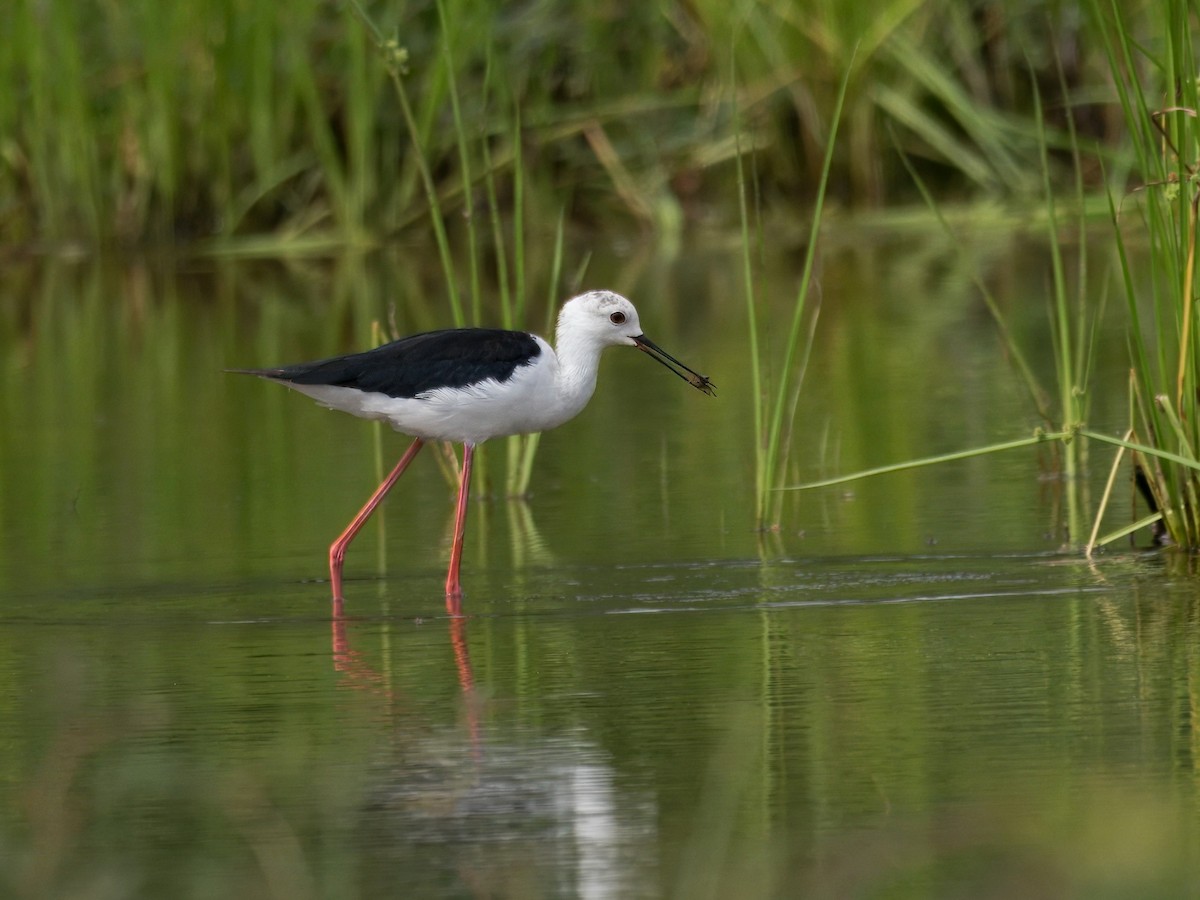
[{"left": 278, "top": 336, "right": 597, "bottom": 445}]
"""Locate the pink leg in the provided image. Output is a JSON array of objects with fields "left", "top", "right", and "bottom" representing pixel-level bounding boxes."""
[
  {"left": 329, "top": 438, "right": 425, "bottom": 603},
  {"left": 445, "top": 442, "right": 475, "bottom": 607}
]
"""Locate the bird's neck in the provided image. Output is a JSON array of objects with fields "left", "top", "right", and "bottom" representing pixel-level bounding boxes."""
[{"left": 552, "top": 324, "right": 604, "bottom": 409}]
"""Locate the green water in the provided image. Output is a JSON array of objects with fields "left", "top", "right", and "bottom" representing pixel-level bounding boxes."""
[{"left": 2, "top": 238, "right": 1197, "bottom": 898}]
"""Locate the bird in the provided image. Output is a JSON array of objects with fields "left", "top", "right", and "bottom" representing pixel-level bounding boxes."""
[{"left": 230, "top": 290, "right": 715, "bottom": 613}]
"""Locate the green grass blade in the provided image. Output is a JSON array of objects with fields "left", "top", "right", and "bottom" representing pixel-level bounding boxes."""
[
  {"left": 345, "top": 0, "right": 463, "bottom": 325},
  {"left": 1090, "top": 513, "right": 1164, "bottom": 550},
  {"left": 759, "top": 48, "right": 856, "bottom": 527},
  {"left": 435, "top": 0, "right": 481, "bottom": 323},
  {"left": 783, "top": 431, "right": 1074, "bottom": 492}
]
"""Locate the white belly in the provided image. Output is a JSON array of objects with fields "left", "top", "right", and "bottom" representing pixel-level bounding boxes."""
[{"left": 279, "top": 353, "right": 595, "bottom": 445}]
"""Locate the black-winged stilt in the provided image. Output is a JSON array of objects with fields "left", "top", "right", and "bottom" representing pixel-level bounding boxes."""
[{"left": 231, "top": 290, "right": 715, "bottom": 611}]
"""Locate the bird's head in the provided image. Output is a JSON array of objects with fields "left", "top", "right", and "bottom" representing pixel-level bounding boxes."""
[
  {"left": 558, "top": 291, "right": 716, "bottom": 396},
  {"left": 558, "top": 290, "right": 644, "bottom": 348}
]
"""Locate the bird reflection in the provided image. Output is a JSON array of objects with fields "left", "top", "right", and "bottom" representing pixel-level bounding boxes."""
[{"left": 327, "top": 605, "right": 654, "bottom": 897}]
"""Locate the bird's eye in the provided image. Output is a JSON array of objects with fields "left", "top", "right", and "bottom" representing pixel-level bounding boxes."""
[{"left": 610, "top": 312, "right": 626, "bottom": 325}]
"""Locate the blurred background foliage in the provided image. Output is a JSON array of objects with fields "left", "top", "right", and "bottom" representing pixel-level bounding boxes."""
[{"left": 0, "top": 0, "right": 1144, "bottom": 249}]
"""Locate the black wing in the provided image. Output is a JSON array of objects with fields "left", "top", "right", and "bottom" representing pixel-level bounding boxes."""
[{"left": 234, "top": 328, "right": 542, "bottom": 399}]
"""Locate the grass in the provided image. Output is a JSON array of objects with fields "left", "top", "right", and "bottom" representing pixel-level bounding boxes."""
[
  {"left": 781, "top": 1, "right": 1200, "bottom": 553},
  {"left": 11, "top": 0, "right": 1200, "bottom": 551},
  {"left": 740, "top": 49, "right": 853, "bottom": 531},
  {"left": 1032, "top": 64, "right": 1101, "bottom": 546},
  {"left": 768, "top": 37, "right": 1082, "bottom": 540},
  {"left": 345, "top": 0, "right": 571, "bottom": 500},
  {"left": 0, "top": 0, "right": 1168, "bottom": 249},
  {"left": 1087, "top": 0, "right": 1200, "bottom": 548}
]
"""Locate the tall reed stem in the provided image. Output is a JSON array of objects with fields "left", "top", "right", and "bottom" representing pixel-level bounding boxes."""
[{"left": 744, "top": 52, "right": 855, "bottom": 530}]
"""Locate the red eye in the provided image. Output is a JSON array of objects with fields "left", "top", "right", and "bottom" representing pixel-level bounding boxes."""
[{"left": 610, "top": 312, "right": 626, "bottom": 325}]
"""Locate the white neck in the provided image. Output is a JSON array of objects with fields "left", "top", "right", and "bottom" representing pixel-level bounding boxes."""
[{"left": 546, "top": 310, "right": 607, "bottom": 426}]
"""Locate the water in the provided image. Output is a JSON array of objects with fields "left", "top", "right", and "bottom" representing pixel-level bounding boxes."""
[{"left": 2, "top": 239, "right": 1198, "bottom": 897}]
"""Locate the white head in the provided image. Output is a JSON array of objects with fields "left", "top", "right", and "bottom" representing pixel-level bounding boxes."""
[
  {"left": 555, "top": 290, "right": 717, "bottom": 396},
  {"left": 556, "top": 290, "right": 644, "bottom": 349}
]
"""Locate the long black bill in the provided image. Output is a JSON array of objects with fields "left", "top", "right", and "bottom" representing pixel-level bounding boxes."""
[{"left": 632, "top": 335, "right": 716, "bottom": 396}]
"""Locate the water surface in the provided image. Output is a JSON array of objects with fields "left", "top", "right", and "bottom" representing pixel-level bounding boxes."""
[{"left": 1, "top": 239, "right": 1196, "bottom": 897}]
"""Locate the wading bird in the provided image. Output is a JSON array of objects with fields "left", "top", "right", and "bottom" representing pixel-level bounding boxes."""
[{"left": 231, "top": 290, "right": 715, "bottom": 612}]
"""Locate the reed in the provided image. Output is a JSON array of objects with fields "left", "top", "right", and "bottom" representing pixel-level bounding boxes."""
[
  {"left": 742, "top": 53, "right": 853, "bottom": 531},
  {"left": 0, "top": 0, "right": 1171, "bottom": 247},
  {"left": 779, "top": 47, "right": 1106, "bottom": 543},
  {"left": 346, "top": 0, "right": 566, "bottom": 500},
  {"left": 783, "top": 5, "right": 1200, "bottom": 554},
  {"left": 1032, "top": 66, "right": 1101, "bottom": 546},
  {"left": 1086, "top": 0, "right": 1200, "bottom": 548}
]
